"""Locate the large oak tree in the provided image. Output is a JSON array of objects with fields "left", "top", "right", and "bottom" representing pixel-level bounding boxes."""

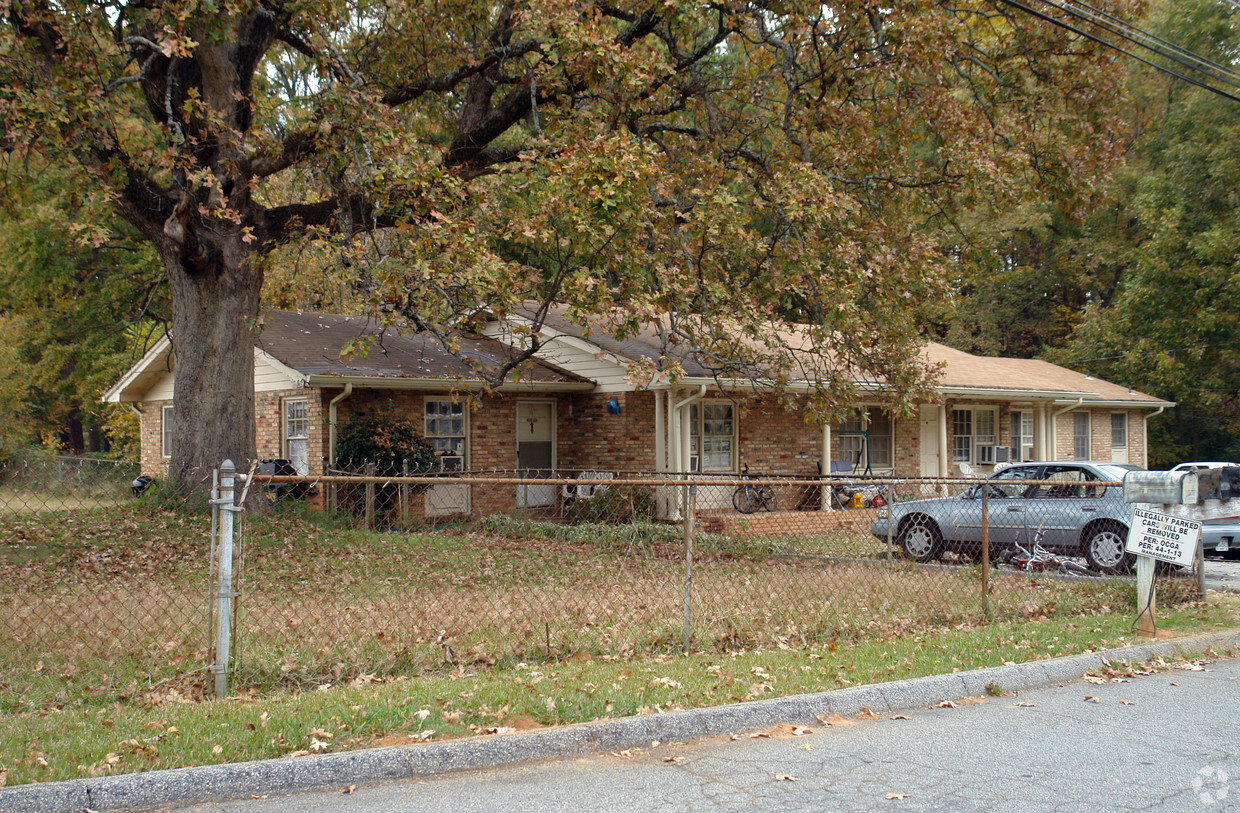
[{"left": 2, "top": 0, "right": 1133, "bottom": 489}]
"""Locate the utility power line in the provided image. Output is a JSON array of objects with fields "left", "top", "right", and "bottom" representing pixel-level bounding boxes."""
[
  {"left": 994, "top": 0, "right": 1240, "bottom": 104},
  {"left": 1052, "top": 0, "right": 1240, "bottom": 87}
]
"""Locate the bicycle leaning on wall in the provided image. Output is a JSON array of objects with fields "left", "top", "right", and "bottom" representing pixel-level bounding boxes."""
[{"left": 733, "top": 463, "right": 777, "bottom": 514}]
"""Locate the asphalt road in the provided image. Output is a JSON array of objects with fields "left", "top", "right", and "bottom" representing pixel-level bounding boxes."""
[
  {"left": 177, "top": 652, "right": 1240, "bottom": 813},
  {"left": 1205, "top": 554, "right": 1240, "bottom": 593}
]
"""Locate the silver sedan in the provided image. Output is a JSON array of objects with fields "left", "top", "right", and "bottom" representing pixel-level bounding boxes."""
[{"left": 871, "top": 461, "right": 1141, "bottom": 574}]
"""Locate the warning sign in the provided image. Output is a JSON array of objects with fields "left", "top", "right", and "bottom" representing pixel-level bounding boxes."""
[{"left": 1125, "top": 508, "right": 1202, "bottom": 567}]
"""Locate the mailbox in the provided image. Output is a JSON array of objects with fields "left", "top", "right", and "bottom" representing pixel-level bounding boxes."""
[
  {"left": 1123, "top": 470, "right": 1199, "bottom": 505},
  {"left": 1193, "top": 466, "right": 1240, "bottom": 502}
]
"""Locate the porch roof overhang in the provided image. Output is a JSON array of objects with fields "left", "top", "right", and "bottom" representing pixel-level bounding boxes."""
[
  {"left": 1075, "top": 398, "right": 1177, "bottom": 410},
  {"left": 303, "top": 374, "right": 596, "bottom": 393},
  {"left": 651, "top": 380, "right": 1176, "bottom": 409}
]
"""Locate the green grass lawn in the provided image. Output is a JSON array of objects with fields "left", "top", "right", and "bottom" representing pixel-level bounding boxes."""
[{"left": 0, "top": 503, "right": 1236, "bottom": 786}]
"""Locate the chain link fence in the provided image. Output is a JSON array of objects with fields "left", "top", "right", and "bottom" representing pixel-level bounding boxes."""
[{"left": 0, "top": 457, "right": 1206, "bottom": 700}]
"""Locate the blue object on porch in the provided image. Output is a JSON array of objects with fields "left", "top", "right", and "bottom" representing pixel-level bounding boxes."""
[{"left": 606, "top": 397, "right": 621, "bottom": 414}]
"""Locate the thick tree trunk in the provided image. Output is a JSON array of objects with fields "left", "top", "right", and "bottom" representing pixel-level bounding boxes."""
[{"left": 163, "top": 243, "right": 262, "bottom": 495}]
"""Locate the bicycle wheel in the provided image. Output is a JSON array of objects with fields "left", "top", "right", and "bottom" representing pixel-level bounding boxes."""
[
  {"left": 733, "top": 486, "right": 759, "bottom": 514},
  {"left": 757, "top": 486, "right": 777, "bottom": 512}
]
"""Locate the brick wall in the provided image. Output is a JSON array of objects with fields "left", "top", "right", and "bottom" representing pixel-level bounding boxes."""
[
  {"left": 135, "top": 385, "right": 1153, "bottom": 507},
  {"left": 137, "top": 400, "right": 171, "bottom": 476}
]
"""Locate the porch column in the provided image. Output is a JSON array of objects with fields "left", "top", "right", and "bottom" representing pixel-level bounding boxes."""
[
  {"left": 1035, "top": 404, "right": 1047, "bottom": 460},
  {"left": 654, "top": 390, "right": 665, "bottom": 472},
  {"left": 668, "top": 388, "right": 680, "bottom": 474},
  {"left": 821, "top": 422, "right": 832, "bottom": 510},
  {"left": 654, "top": 390, "right": 667, "bottom": 519},
  {"left": 937, "top": 405, "right": 949, "bottom": 479}
]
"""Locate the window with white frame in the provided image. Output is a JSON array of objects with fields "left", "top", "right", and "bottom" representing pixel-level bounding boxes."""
[
  {"left": 425, "top": 399, "right": 467, "bottom": 471},
  {"left": 839, "top": 407, "right": 893, "bottom": 470},
  {"left": 1111, "top": 413, "right": 1127, "bottom": 450},
  {"left": 283, "top": 398, "right": 310, "bottom": 475},
  {"left": 161, "top": 405, "right": 174, "bottom": 458},
  {"left": 689, "top": 402, "right": 734, "bottom": 472},
  {"left": 1011, "top": 410, "right": 1034, "bottom": 462},
  {"left": 1073, "top": 412, "right": 1091, "bottom": 460},
  {"left": 952, "top": 407, "right": 997, "bottom": 465}
]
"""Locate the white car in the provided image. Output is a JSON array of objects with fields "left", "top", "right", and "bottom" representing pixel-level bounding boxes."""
[{"left": 1169, "top": 462, "right": 1240, "bottom": 557}]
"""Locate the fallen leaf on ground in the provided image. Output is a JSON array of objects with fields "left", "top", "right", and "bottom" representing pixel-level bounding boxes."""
[
  {"left": 886, "top": 792, "right": 909, "bottom": 799},
  {"left": 891, "top": 715, "right": 910, "bottom": 720},
  {"left": 791, "top": 727, "right": 813, "bottom": 736},
  {"left": 1120, "top": 700, "right": 1135, "bottom": 705},
  {"left": 662, "top": 755, "right": 684, "bottom": 763},
  {"left": 1013, "top": 702, "right": 1035, "bottom": 707},
  {"left": 798, "top": 745, "right": 814, "bottom": 751},
  {"left": 774, "top": 774, "right": 799, "bottom": 782},
  {"left": 1084, "top": 696, "right": 1101, "bottom": 703},
  {"left": 935, "top": 701, "right": 957, "bottom": 708},
  {"left": 818, "top": 714, "right": 855, "bottom": 727}
]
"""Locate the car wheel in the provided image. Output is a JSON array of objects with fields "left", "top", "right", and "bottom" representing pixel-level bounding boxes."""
[
  {"left": 1083, "top": 521, "right": 1132, "bottom": 574},
  {"left": 898, "top": 516, "right": 943, "bottom": 563}
]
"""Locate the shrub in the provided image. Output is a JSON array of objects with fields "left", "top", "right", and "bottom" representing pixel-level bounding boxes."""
[
  {"left": 563, "top": 485, "right": 656, "bottom": 525},
  {"left": 333, "top": 408, "right": 441, "bottom": 522},
  {"left": 335, "top": 410, "right": 440, "bottom": 476}
]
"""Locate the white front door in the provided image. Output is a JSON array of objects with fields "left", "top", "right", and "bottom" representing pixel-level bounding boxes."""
[
  {"left": 516, "top": 401, "right": 556, "bottom": 508},
  {"left": 1111, "top": 413, "right": 1129, "bottom": 464},
  {"left": 919, "top": 404, "right": 941, "bottom": 495}
]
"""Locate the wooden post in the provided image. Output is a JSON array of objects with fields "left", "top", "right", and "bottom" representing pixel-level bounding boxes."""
[{"left": 1135, "top": 555, "right": 1157, "bottom": 637}]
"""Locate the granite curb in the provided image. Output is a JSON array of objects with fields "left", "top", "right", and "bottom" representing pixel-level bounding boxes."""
[{"left": 5, "top": 629, "right": 1238, "bottom": 813}]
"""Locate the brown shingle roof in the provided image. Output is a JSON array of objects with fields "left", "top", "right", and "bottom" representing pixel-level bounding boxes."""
[
  {"left": 924, "top": 344, "right": 1167, "bottom": 404},
  {"left": 523, "top": 305, "right": 1170, "bottom": 405},
  {"left": 258, "top": 311, "right": 588, "bottom": 384}
]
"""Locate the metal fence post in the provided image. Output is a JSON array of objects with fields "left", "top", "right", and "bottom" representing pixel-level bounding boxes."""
[
  {"left": 401, "top": 459, "right": 410, "bottom": 526},
  {"left": 682, "top": 483, "right": 696, "bottom": 655},
  {"left": 365, "top": 461, "right": 376, "bottom": 531},
  {"left": 981, "top": 483, "right": 991, "bottom": 621},
  {"left": 212, "top": 459, "right": 237, "bottom": 699}
]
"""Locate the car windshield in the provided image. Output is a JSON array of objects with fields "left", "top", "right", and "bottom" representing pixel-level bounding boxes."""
[{"left": 1096, "top": 463, "right": 1142, "bottom": 480}]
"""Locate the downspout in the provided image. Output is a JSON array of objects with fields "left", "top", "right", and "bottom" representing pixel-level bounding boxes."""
[
  {"left": 328, "top": 383, "right": 353, "bottom": 469},
  {"left": 674, "top": 386, "right": 707, "bottom": 475},
  {"left": 1144, "top": 406, "right": 1166, "bottom": 468},
  {"left": 1051, "top": 398, "right": 1085, "bottom": 462},
  {"left": 670, "top": 385, "right": 706, "bottom": 522}
]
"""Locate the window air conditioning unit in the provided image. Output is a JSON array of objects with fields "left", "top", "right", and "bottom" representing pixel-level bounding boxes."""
[
  {"left": 993, "top": 446, "right": 1011, "bottom": 464},
  {"left": 1021, "top": 444, "right": 1034, "bottom": 462}
]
